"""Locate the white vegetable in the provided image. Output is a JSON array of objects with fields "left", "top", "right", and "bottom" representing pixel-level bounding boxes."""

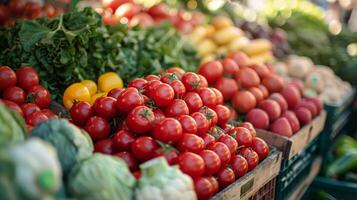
[
  {"left": 286, "top": 55, "right": 313, "bottom": 79},
  {"left": 305, "top": 72, "right": 325, "bottom": 93}
]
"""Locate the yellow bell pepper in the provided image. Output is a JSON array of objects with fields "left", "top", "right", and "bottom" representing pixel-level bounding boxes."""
[
  {"left": 80, "top": 80, "right": 97, "bottom": 96},
  {"left": 63, "top": 83, "right": 91, "bottom": 109},
  {"left": 98, "top": 72, "right": 123, "bottom": 92}
]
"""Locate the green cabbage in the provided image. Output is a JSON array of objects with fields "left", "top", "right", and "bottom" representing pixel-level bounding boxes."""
[
  {"left": 29, "top": 119, "right": 93, "bottom": 175},
  {"left": 67, "top": 153, "right": 136, "bottom": 200},
  {"left": 0, "top": 105, "right": 26, "bottom": 146}
]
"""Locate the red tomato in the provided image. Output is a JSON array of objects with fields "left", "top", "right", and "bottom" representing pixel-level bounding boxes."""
[
  {"left": 207, "top": 176, "right": 219, "bottom": 195},
  {"left": 228, "top": 52, "right": 250, "bottom": 68},
  {"left": 85, "top": 116, "right": 111, "bottom": 141},
  {"left": 201, "top": 133, "right": 215, "bottom": 146},
  {"left": 128, "top": 78, "right": 148, "bottom": 90},
  {"left": 199, "top": 149, "right": 221, "bottom": 176},
  {"left": 231, "top": 155, "right": 248, "bottom": 177},
  {"left": 41, "top": 109, "right": 57, "bottom": 119},
  {"left": 245, "top": 108, "right": 270, "bottom": 130},
  {"left": 16, "top": 67, "right": 39, "bottom": 91},
  {"left": 221, "top": 123, "right": 234, "bottom": 133},
  {"left": 221, "top": 58, "right": 239, "bottom": 76},
  {"left": 116, "top": 87, "right": 144, "bottom": 113},
  {"left": 114, "top": 2, "right": 141, "bottom": 19},
  {"left": 214, "top": 77, "right": 239, "bottom": 101},
  {"left": 160, "top": 73, "right": 178, "bottom": 84},
  {"left": 133, "top": 171, "right": 141, "bottom": 180},
  {"left": 131, "top": 136, "right": 158, "bottom": 162},
  {"left": 232, "top": 91, "right": 256, "bottom": 114},
  {"left": 191, "top": 112, "right": 210, "bottom": 135},
  {"left": 26, "top": 111, "right": 48, "bottom": 126},
  {"left": 0, "top": 66, "right": 17, "bottom": 91},
  {"left": 178, "top": 152, "right": 205, "bottom": 178},
  {"left": 147, "top": 3, "right": 169, "bottom": 20},
  {"left": 258, "top": 99, "right": 282, "bottom": 121},
  {"left": 211, "top": 88, "right": 224, "bottom": 105},
  {"left": 270, "top": 93, "right": 288, "bottom": 113},
  {"left": 198, "top": 61, "right": 223, "bottom": 84},
  {"left": 94, "top": 97, "right": 118, "bottom": 120},
  {"left": 94, "top": 139, "right": 113, "bottom": 154},
  {"left": 165, "top": 99, "right": 189, "bottom": 117},
  {"left": 0, "top": 6, "right": 9, "bottom": 22},
  {"left": 21, "top": 103, "right": 40, "bottom": 117},
  {"left": 177, "top": 133, "right": 205, "bottom": 153},
  {"left": 153, "top": 149, "right": 178, "bottom": 165},
  {"left": 198, "top": 75, "right": 208, "bottom": 88},
  {"left": 208, "top": 142, "right": 231, "bottom": 166},
  {"left": 144, "top": 80, "right": 161, "bottom": 97},
  {"left": 199, "top": 106, "right": 218, "bottom": 128},
  {"left": 235, "top": 67, "right": 260, "bottom": 88},
  {"left": 2, "top": 86, "right": 25, "bottom": 105},
  {"left": 194, "top": 177, "right": 214, "bottom": 200},
  {"left": 27, "top": 85, "right": 51, "bottom": 109},
  {"left": 169, "top": 80, "right": 186, "bottom": 98},
  {"left": 126, "top": 106, "right": 155, "bottom": 134},
  {"left": 251, "top": 64, "right": 270, "bottom": 79},
  {"left": 197, "top": 88, "right": 217, "bottom": 108},
  {"left": 129, "top": 13, "right": 154, "bottom": 28},
  {"left": 115, "top": 151, "right": 138, "bottom": 172},
  {"left": 153, "top": 118, "right": 183, "bottom": 143},
  {"left": 151, "top": 83, "right": 174, "bottom": 107},
  {"left": 177, "top": 115, "right": 197, "bottom": 134},
  {"left": 44, "top": 4, "right": 56, "bottom": 18},
  {"left": 218, "top": 134, "right": 238, "bottom": 156},
  {"left": 238, "top": 122, "right": 257, "bottom": 138},
  {"left": 8, "top": 0, "right": 26, "bottom": 15},
  {"left": 251, "top": 137, "right": 269, "bottom": 161},
  {"left": 107, "top": 0, "right": 132, "bottom": 12},
  {"left": 231, "top": 127, "right": 253, "bottom": 147},
  {"left": 2, "top": 100, "right": 23, "bottom": 116},
  {"left": 181, "top": 72, "right": 201, "bottom": 91},
  {"left": 240, "top": 148, "right": 259, "bottom": 171},
  {"left": 262, "top": 74, "right": 284, "bottom": 93},
  {"left": 145, "top": 74, "right": 160, "bottom": 81},
  {"left": 112, "top": 130, "right": 135, "bottom": 152},
  {"left": 184, "top": 92, "right": 203, "bottom": 113},
  {"left": 107, "top": 88, "right": 124, "bottom": 99},
  {"left": 167, "top": 67, "right": 185, "bottom": 79},
  {"left": 70, "top": 101, "right": 93, "bottom": 126},
  {"left": 258, "top": 84, "right": 269, "bottom": 98},
  {"left": 249, "top": 87, "right": 264, "bottom": 104},
  {"left": 217, "top": 167, "right": 235, "bottom": 189},
  {"left": 24, "top": 2, "right": 41, "bottom": 19},
  {"left": 153, "top": 109, "right": 165, "bottom": 125},
  {"left": 214, "top": 105, "right": 231, "bottom": 126}
]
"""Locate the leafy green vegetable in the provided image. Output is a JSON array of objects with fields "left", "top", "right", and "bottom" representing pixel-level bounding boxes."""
[
  {"left": 0, "top": 105, "right": 26, "bottom": 146},
  {"left": 0, "top": 7, "right": 199, "bottom": 101},
  {"left": 67, "top": 153, "right": 135, "bottom": 200}
]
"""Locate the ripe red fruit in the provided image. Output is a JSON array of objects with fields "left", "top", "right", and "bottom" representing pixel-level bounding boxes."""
[
  {"left": 184, "top": 92, "right": 203, "bottom": 113},
  {"left": 1, "top": 100, "right": 23, "bottom": 116},
  {"left": 198, "top": 60, "right": 224, "bottom": 84},
  {"left": 231, "top": 127, "right": 253, "bottom": 147},
  {"left": 290, "top": 79, "right": 304, "bottom": 94},
  {"left": 238, "top": 122, "right": 257, "bottom": 138},
  {"left": 221, "top": 58, "right": 239, "bottom": 75},
  {"left": 235, "top": 67, "right": 260, "bottom": 88},
  {"left": 240, "top": 148, "right": 259, "bottom": 171},
  {"left": 191, "top": 112, "right": 210, "bottom": 135},
  {"left": 281, "top": 111, "right": 300, "bottom": 133},
  {"left": 258, "top": 99, "right": 282, "bottom": 121},
  {"left": 177, "top": 115, "right": 197, "bottom": 134},
  {"left": 94, "top": 139, "right": 113, "bottom": 154},
  {"left": 199, "top": 150, "right": 221, "bottom": 176},
  {"left": 298, "top": 100, "right": 317, "bottom": 117},
  {"left": 251, "top": 137, "right": 269, "bottom": 160},
  {"left": 258, "top": 84, "right": 269, "bottom": 98},
  {"left": 270, "top": 117, "right": 293, "bottom": 137},
  {"left": 181, "top": 72, "right": 201, "bottom": 91},
  {"left": 94, "top": 97, "right": 118, "bottom": 120},
  {"left": 198, "top": 75, "right": 208, "bottom": 88},
  {"left": 249, "top": 87, "right": 264, "bottom": 104},
  {"left": 131, "top": 136, "right": 159, "bottom": 162},
  {"left": 85, "top": 116, "right": 111, "bottom": 141},
  {"left": 107, "top": 88, "right": 124, "bottom": 99},
  {"left": 26, "top": 111, "right": 48, "bottom": 126},
  {"left": 151, "top": 83, "right": 175, "bottom": 107},
  {"left": 231, "top": 155, "right": 248, "bottom": 177},
  {"left": 177, "top": 133, "right": 204, "bottom": 153},
  {"left": 194, "top": 177, "right": 215, "bottom": 200},
  {"left": 112, "top": 130, "right": 135, "bottom": 152},
  {"left": 70, "top": 101, "right": 93, "bottom": 126},
  {"left": 217, "top": 167, "right": 235, "bottom": 189},
  {"left": 245, "top": 108, "right": 270, "bottom": 130},
  {"left": 269, "top": 93, "right": 288, "bottom": 112},
  {"left": 211, "top": 88, "right": 224, "bottom": 105},
  {"left": 281, "top": 85, "right": 302, "bottom": 109},
  {"left": 232, "top": 90, "right": 256, "bottom": 113},
  {"left": 214, "top": 77, "right": 239, "bottom": 101},
  {"left": 214, "top": 105, "right": 231, "bottom": 125},
  {"left": 165, "top": 99, "right": 189, "bottom": 117},
  {"left": 126, "top": 106, "right": 155, "bottom": 134},
  {"left": 228, "top": 52, "right": 250, "bottom": 67},
  {"left": 0, "top": 66, "right": 17, "bottom": 91},
  {"left": 115, "top": 151, "right": 138, "bottom": 172},
  {"left": 197, "top": 88, "right": 218, "bottom": 108},
  {"left": 21, "top": 103, "right": 40, "bottom": 117},
  {"left": 251, "top": 63, "right": 270, "bottom": 79},
  {"left": 178, "top": 152, "right": 205, "bottom": 178},
  {"left": 207, "top": 142, "right": 231, "bottom": 166},
  {"left": 15, "top": 66, "right": 39, "bottom": 91},
  {"left": 262, "top": 74, "right": 284, "bottom": 93},
  {"left": 217, "top": 134, "right": 238, "bottom": 156},
  {"left": 128, "top": 78, "right": 148, "bottom": 89},
  {"left": 116, "top": 87, "right": 144, "bottom": 113},
  {"left": 153, "top": 118, "right": 183, "bottom": 143},
  {"left": 307, "top": 97, "right": 323, "bottom": 115},
  {"left": 2, "top": 86, "right": 26, "bottom": 105},
  {"left": 294, "top": 107, "right": 312, "bottom": 126}
]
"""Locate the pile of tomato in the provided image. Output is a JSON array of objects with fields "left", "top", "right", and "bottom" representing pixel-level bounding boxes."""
[
  {"left": 0, "top": 66, "right": 57, "bottom": 130},
  {"left": 67, "top": 67, "right": 269, "bottom": 199}
]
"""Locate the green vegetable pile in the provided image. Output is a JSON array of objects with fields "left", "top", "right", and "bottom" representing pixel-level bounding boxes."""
[
  {"left": 0, "top": 7, "right": 199, "bottom": 101},
  {"left": 0, "top": 105, "right": 26, "bottom": 146}
]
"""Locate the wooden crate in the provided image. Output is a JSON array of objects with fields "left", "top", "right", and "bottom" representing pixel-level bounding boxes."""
[
  {"left": 256, "top": 111, "right": 326, "bottom": 160},
  {"left": 211, "top": 148, "right": 282, "bottom": 200}
]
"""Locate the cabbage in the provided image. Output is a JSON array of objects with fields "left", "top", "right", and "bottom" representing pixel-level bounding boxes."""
[
  {"left": 67, "top": 153, "right": 136, "bottom": 200},
  {"left": 29, "top": 119, "right": 93, "bottom": 174},
  {"left": 0, "top": 105, "right": 25, "bottom": 146}
]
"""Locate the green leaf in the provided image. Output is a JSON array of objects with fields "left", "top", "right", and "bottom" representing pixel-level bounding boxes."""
[{"left": 19, "top": 21, "right": 52, "bottom": 51}]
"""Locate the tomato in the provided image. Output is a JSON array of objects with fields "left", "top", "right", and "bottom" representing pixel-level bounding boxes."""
[
  {"left": 63, "top": 83, "right": 91, "bottom": 109},
  {"left": 199, "top": 106, "right": 218, "bottom": 127},
  {"left": 94, "top": 139, "right": 113, "bottom": 154},
  {"left": 251, "top": 64, "right": 270, "bottom": 79},
  {"left": 178, "top": 152, "right": 205, "bottom": 178},
  {"left": 198, "top": 61, "right": 223, "bottom": 84},
  {"left": 106, "top": 0, "right": 131, "bottom": 11},
  {"left": 238, "top": 122, "right": 257, "bottom": 138},
  {"left": 258, "top": 85, "right": 269, "bottom": 99},
  {"left": 249, "top": 87, "right": 264, "bottom": 104},
  {"left": 211, "top": 88, "right": 223, "bottom": 105},
  {"left": 126, "top": 106, "right": 155, "bottom": 134},
  {"left": 2, "top": 100, "right": 23, "bottom": 116},
  {"left": 128, "top": 78, "right": 148, "bottom": 90},
  {"left": 153, "top": 149, "right": 178, "bottom": 165},
  {"left": 207, "top": 176, "right": 219, "bottom": 195},
  {"left": 21, "top": 103, "right": 40, "bottom": 117},
  {"left": 114, "top": 2, "right": 141, "bottom": 19},
  {"left": 16, "top": 67, "right": 39, "bottom": 91},
  {"left": 24, "top": 2, "right": 41, "bottom": 19},
  {"left": 230, "top": 155, "right": 248, "bottom": 177},
  {"left": 177, "top": 133, "right": 204, "bottom": 153},
  {"left": 169, "top": 80, "right": 186, "bottom": 98},
  {"left": 208, "top": 142, "right": 231, "bottom": 166},
  {"left": 28, "top": 85, "right": 52, "bottom": 109},
  {"left": 221, "top": 58, "right": 239, "bottom": 76},
  {"left": 235, "top": 67, "right": 260, "bottom": 88},
  {"left": 217, "top": 167, "right": 235, "bottom": 189},
  {"left": 131, "top": 136, "right": 159, "bottom": 162},
  {"left": 2, "top": 86, "right": 25, "bottom": 105},
  {"left": 184, "top": 92, "right": 203, "bottom": 113},
  {"left": 41, "top": 109, "right": 57, "bottom": 119},
  {"left": 153, "top": 118, "right": 183, "bottom": 143},
  {"left": 240, "top": 148, "right": 259, "bottom": 171},
  {"left": 8, "top": 0, "right": 26, "bottom": 15},
  {"left": 115, "top": 151, "right": 138, "bottom": 172},
  {"left": 199, "top": 150, "right": 221, "bottom": 176},
  {"left": 191, "top": 112, "right": 210, "bottom": 135},
  {"left": 177, "top": 115, "right": 197, "bottom": 134},
  {"left": 80, "top": 80, "right": 97, "bottom": 96},
  {"left": 198, "top": 75, "right": 208, "bottom": 88},
  {"left": 90, "top": 93, "right": 106, "bottom": 106},
  {"left": 0, "top": 6, "right": 9, "bottom": 22},
  {"left": 133, "top": 171, "right": 141, "bottom": 180},
  {"left": 201, "top": 133, "right": 215, "bottom": 146},
  {"left": 85, "top": 116, "right": 111, "bottom": 141},
  {"left": 147, "top": 3, "right": 169, "bottom": 19},
  {"left": 151, "top": 83, "right": 174, "bottom": 107},
  {"left": 44, "top": 4, "right": 56, "bottom": 18},
  {"left": 112, "top": 130, "right": 135, "bottom": 152},
  {"left": 231, "top": 127, "right": 253, "bottom": 147},
  {"left": 167, "top": 67, "right": 185, "bottom": 79},
  {"left": 160, "top": 73, "right": 178, "bottom": 84},
  {"left": 116, "top": 87, "right": 144, "bottom": 113},
  {"left": 0, "top": 66, "right": 17, "bottom": 91},
  {"left": 214, "top": 77, "right": 239, "bottom": 101},
  {"left": 26, "top": 111, "right": 48, "bottom": 126},
  {"left": 143, "top": 80, "right": 161, "bottom": 97},
  {"left": 194, "top": 177, "right": 214, "bottom": 200},
  {"left": 228, "top": 52, "right": 250, "bottom": 68},
  {"left": 98, "top": 72, "right": 123, "bottom": 92},
  {"left": 70, "top": 101, "right": 93, "bottom": 126},
  {"left": 262, "top": 74, "right": 284, "bottom": 93},
  {"left": 214, "top": 105, "right": 231, "bottom": 126},
  {"left": 107, "top": 88, "right": 124, "bottom": 99},
  {"left": 232, "top": 91, "right": 256, "bottom": 113},
  {"left": 129, "top": 13, "right": 154, "bottom": 28},
  {"left": 165, "top": 99, "right": 189, "bottom": 117},
  {"left": 181, "top": 72, "right": 201, "bottom": 91},
  {"left": 94, "top": 97, "right": 118, "bottom": 120},
  {"left": 221, "top": 123, "right": 234, "bottom": 133},
  {"left": 145, "top": 74, "right": 160, "bottom": 81},
  {"left": 218, "top": 134, "right": 238, "bottom": 156},
  {"left": 197, "top": 88, "right": 217, "bottom": 108},
  {"left": 153, "top": 109, "right": 165, "bottom": 125},
  {"left": 251, "top": 137, "right": 269, "bottom": 161}
]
